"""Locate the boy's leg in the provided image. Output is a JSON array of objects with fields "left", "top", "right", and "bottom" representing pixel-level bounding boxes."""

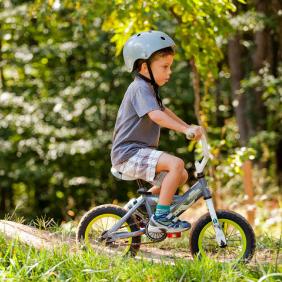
[
  {"left": 148, "top": 169, "right": 188, "bottom": 195},
  {"left": 148, "top": 153, "right": 191, "bottom": 233},
  {"left": 155, "top": 153, "right": 186, "bottom": 205}
]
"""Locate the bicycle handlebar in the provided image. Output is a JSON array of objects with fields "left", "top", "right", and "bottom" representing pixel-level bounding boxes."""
[{"left": 194, "top": 135, "right": 212, "bottom": 174}]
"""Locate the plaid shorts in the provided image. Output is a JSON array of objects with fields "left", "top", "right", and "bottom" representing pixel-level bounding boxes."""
[{"left": 113, "top": 148, "right": 167, "bottom": 188}]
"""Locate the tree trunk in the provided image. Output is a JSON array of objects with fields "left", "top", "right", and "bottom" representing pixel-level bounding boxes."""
[
  {"left": 272, "top": 0, "right": 282, "bottom": 63},
  {"left": 228, "top": 34, "right": 249, "bottom": 145},
  {"left": 190, "top": 59, "right": 203, "bottom": 127},
  {"left": 0, "top": 24, "right": 5, "bottom": 90},
  {"left": 271, "top": 0, "right": 282, "bottom": 187},
  {"left": 0, "top": 23, "right": 7, "bottom": 216},
  {"left": 252, "top": 0, "right": 272, "bottom": 133},
  {"left": 0, "top": 187, "right": 6, "bottom": 216},
  {"left": 189, "top": 59, "right": 222, "bottom": 208},
  {"left": 276, "top": 139, "right": 282, "bottom": 191},
  {"left": 215, "top": 77, "right": 224, "bottom": 127},
  {"left": 228, "top": 35, "right": 255, "bottom": 224}
]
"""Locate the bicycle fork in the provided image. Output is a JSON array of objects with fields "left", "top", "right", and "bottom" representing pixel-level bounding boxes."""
[{"left": 200, "top": 177, "right": 227, "bottom": 247}]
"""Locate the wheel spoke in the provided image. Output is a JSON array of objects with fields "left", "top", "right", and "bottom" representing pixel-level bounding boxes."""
[
  {"left": 77, "top": 206, "right": 142, "bottom": 259},
  {"left": 196, "top": 216, "right": 251, "bottom": 263},
  {"left": 227, "top": 233, "right": 241, "bottom": 239},
  {"left": 225, "top": 226, "right": 236, "bottom": 238},
  {"left": 227, "top": 238, "right": 242, "bottom": 242},
  {"left": 97, "top": 221, "right": 106, "bottom": 231},
  {"left": 105, "top": 217, "right": 110, "bottom": 230}
]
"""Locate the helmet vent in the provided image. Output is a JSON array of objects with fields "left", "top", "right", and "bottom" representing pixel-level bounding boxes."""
[
  {"left": 160, "top": 36, "right": 166, "bottom": 40},
  {"left": 137, "top": 33, "right": 141, "bottom": 37}
]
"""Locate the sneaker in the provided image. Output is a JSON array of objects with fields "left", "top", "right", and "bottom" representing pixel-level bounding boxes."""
[{"left": 147, "top": 213, "right": 191, "bottom": 233}]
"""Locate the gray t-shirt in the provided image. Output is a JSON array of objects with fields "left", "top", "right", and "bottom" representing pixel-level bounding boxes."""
[{"left": 111, "top": 76, "right": 163, "bottom": 166}]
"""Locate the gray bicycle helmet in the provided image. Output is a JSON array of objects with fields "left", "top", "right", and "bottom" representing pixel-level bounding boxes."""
[{"left": 123, "top": 30, "right": 176, "bottom": 72}]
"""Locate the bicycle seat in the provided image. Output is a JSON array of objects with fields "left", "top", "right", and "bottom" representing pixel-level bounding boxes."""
[{"left": 111, "top": 167, "right": 138, "bottom": 181}]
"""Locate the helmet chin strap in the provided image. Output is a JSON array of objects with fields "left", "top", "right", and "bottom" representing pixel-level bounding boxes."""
[{"left": 136, "top": 62, "right": 164, "bottom": 109}]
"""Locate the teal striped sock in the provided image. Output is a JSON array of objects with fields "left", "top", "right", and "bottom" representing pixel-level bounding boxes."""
[{"left": 154, "top": 204, "right": 170, "bottom": 217}]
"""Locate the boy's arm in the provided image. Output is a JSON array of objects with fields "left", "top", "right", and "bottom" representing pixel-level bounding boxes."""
[
  {"left": 148, "top": 109, "right": 203, "bottom": 140},
  {"left": 163, "top": 107, "right": 190, "bottom": 127},
  {"left": 148, "top": 110, "right": 188, "bottom": 134}
]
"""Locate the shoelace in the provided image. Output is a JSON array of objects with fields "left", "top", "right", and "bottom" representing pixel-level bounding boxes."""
[
  {"left": 166, "top": 213, "right": 183, "bottom": 223},
  {"left": 154, "top": 213, "right": 185, "bottom": 226}
]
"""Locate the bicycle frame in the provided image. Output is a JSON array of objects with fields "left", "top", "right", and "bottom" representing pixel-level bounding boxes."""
[{"left": 105, "top": 136, "right": 227, "bottom": 247}]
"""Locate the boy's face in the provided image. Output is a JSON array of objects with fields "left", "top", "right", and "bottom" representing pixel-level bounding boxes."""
[{"left": 141, "top": 54, "right": 174, "bottom": 86}]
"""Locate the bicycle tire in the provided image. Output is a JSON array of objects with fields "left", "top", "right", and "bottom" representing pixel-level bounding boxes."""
[
  {"left": 189, "top": 210, "right": 256, "bottom": 263},
  {"left": 76, "top": 204, "right": 141, "bottom": 257}
]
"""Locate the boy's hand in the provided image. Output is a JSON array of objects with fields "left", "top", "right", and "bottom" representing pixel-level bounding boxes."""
[{"left": 185, "top": 125, "right": 203, "bottom": 141}]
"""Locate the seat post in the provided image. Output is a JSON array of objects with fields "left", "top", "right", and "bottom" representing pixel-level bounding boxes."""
[
  {"left": 136, "top": 179, "right": 152, "bottom": 195},
  {"left": 136, "top": 179, "right": 145, "bottom": 189}
]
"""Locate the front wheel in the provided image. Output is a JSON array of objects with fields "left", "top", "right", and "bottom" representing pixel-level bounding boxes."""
[{"left": 190, "top": 210, "right": 256, "bottom": 263}]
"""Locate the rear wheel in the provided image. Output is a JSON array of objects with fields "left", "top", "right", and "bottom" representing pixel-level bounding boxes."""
[
  {"left": 189, "top": 210, "right": 256, "bottom": 263},
  {"left": 76, "top": 204, "right": 141, "bottom": 256}
]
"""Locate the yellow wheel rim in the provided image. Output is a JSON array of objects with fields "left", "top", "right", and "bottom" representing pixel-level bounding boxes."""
[
  {"left": 198, "top": 218, "right": 247, "bottom": 262},
  {"left": 84, "top": 213, "right": 133, "bottom": 255}
]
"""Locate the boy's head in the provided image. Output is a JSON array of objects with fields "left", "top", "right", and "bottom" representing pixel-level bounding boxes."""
[
  {"left": 134, "top": 47, "right": 174, "bottom": 86},
  {"left": 123, "top": 31, "right": 175, "bottom": 86}
]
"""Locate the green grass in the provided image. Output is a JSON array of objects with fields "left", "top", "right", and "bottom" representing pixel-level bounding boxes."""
[
  {"left": 0, "top": 234, "right": 281, "bottom": 282},
  {"left": 154, "top": 232, "right": 281, "bottom": 259}
]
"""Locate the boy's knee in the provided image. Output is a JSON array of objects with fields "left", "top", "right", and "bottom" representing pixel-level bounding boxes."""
[
  {"left": 181, "top": 169, "right": 188, "bottom": 185},
  {"left": 170, "top": 158, "right": 185, "bottom": 171}
]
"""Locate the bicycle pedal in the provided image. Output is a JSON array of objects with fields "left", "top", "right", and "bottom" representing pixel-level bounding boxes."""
[{"left": 167, "top": 232, "right": 181, "bottom": 238}]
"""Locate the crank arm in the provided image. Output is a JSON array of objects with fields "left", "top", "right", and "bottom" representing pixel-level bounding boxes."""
[{"left": 106, "top": 228, "right": 145, "bottom": 242}]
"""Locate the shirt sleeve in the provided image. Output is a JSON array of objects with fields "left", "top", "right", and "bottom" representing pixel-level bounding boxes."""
[{"left": 131, "top": 86, "right": 162, "bottom": 118}]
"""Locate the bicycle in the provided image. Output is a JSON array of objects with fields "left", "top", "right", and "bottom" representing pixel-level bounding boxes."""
[{"left": 76, "top": 136, "right": 256, "bottom": 263}]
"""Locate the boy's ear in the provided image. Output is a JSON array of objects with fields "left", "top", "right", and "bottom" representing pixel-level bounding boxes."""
[{"left": 140, "top": 62, "right": 148, "bottom": 73}]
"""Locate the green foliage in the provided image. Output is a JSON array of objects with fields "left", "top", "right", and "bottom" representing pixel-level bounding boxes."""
[
  {"left": 241, "top": 64, "right": 282, "bottom": 178},
  {"left": 102, "top": 0, "right": 236, "bottom": 78},
  {"left": 0, "top": 0, "right": 281, "bottom": 221},
  {"left": 241, "top": 65, "right": 282, "bottom": 136},
  {"left": 0, "top": 234, "right": 281, "bottom": 281},
  {"left": 0, "top": 0, "right": 198, "bottom": 219},
  {"left": 0, "top": 0, "right": 132, "bottom": 218}
]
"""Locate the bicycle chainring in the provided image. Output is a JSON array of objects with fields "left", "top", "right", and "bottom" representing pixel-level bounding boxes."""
[{"left": 145, "top": 223, "right": 167, "bottom": 242}]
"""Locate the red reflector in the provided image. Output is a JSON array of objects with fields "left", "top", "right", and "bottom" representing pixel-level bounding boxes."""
[{"left": 167, "top": 232, "right": 181, "bottom": 238}]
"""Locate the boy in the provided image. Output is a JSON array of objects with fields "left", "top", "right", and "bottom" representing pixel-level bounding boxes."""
[{"left": 111, "top": 30, "right": 202, "bottom": 233}]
